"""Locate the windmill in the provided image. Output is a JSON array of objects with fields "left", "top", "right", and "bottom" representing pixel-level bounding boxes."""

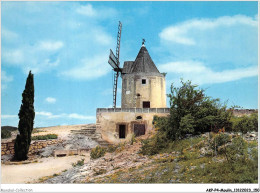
[{"left": 108, "top": 21, "right": 122, "bottom": 108}]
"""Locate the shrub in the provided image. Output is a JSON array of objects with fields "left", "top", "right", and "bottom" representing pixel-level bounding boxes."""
[
  {"left": 230, "top": 112, "right": 258, "bottom": 133},
  {"left": 225, "top": 136, "right": 248, "bottom": 163},
  {"left": 94, "top": 168, "right": 107, "bottom": 176},
  {"left": 72, "top": 159, "right": 85, "bottom": 167},
  {"left": 140, "top": 132, "right": 168, "bottom": 155},
  {"left": 107, "top": 144, "right": 118, "bottom": 153},
  {"left": 130, "top": 134, "right": 136, "bottom": 145},
  {"left": 210, "top": 133, "right": 231, "bottom": 154},
  {"left": 1, "top": 129, "right": 11, "bottom": 139},
  {"left": 32, "top": 128, "right": 44, "bottom": 134},
  {"left": 31, "top": 134, "right": 58, "bottom": 140},
  {"left": 90, "top": 146, "right": 106, "bottom": 159},
  {"left": 153, "top": 116, "right": 169, "bottom": 131}
]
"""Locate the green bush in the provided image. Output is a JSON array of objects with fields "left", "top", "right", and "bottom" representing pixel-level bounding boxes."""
[
  {"left": 107, "top": 144, "right": 118, "bottom": 153},
  {"left": 1, "top": 129, "right": 11, "bottom": 139},
  {"left": 90, "top": 146, "right": 106, "bottom": 159},
  {"left": 225, "top": 136, "right": 248, "bottom": 163},
  {"left": 230, "top": 112, "right": 258, "bottom": 133},
  {"left": 210, "top": 133, "right": 231, "bottom": 154},
  {"left": 140, "top": 132, "right": 168, "bottom": 155},
  {"left": 72, "top": 159, "right": 85, "bottom": 167},
  {"left": 130, "top": 134, "right": 136, "bottom": 145},
  {"left": 31, "top": 134, "right": 58, "bottom": 140}
]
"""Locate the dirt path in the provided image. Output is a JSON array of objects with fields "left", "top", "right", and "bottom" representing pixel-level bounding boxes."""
[{"left": 1, "top": 154, "right": 90, "bottom": 184}]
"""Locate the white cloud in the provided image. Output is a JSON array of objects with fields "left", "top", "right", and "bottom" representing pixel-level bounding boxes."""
[
  {"left": 36, "top": 111, "right": 53, "bottom": 117},
  {"left": 60, "top": 53, "right": 111, "bottom": 80},
  {"left": 45, "top": 97, "right": 57, "bottom": 104},
  {"left": 1, "top": 71, "right": 13, "bottom": 82},
  {"left": 2, "top": 49, "right": 24, "bottom": 64},
  {"left": 2, "top": 40, "right": 63, "bottom": 74},
  {"left": 93, "top": 31, "right": 113, "bottom": 46},
  {"left": 76, "top": 4, "right": 96, "bottom": 17},
  {"left": 2, "top": 3, "right": 115, "bottom": 79},
  {"left": 157, "top": 14, "right": 258, "bottom": 86},
  {"left": 159, "top": 61, "right": 258, "bottom": 85},
  {"left": 68, "top": 113, "right": 95, "bottom": 120},
  {"left": 1, "top": 114, "right": 17, "bottom": 119},
  {"left": 2, "top": 28, "right": 18, "bottom": 40},
  {"left": 38, "top": 41, "right": 64, "bottom": 51},
  {"left": 160, "top": 15, "right": 257, "bottom": 45},
  {"left": 1, "top": 71, "right": 13, "bottom": 90},
  {"left": 36, "top": 111, "right": 95, "bottom": 120},
  {"left": 76, "top": 4, "right": 117, "bottom": 19}
]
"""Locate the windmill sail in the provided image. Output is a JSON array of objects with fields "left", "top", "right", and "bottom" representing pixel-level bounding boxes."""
[
  {"left": 108, "top": 21, "right": 122, "bottom": 108},
  {"left": 108, "top": 49, "right": 119, "bottom": 69}
]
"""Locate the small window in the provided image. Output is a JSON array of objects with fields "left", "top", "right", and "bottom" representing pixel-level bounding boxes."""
[
  {"left": 142, "top": 79, "right": 146, "bottom": 84},
  {"left": 136, "top": 116, "right": 142, "bottom": 120},
  {"left": 143, "top": 101, "right": 150, "bottom": 108},
  {"left": 137, "top": 93, "right": 141, "bottom": 97}
]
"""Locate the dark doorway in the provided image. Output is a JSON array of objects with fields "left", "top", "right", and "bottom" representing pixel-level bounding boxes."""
[
  {"left": 142, "top": 79, "right": 146, "bottom": 84},
  {"left": 134, "top": 124, "right": 145, "bottom": 137},
  {"left": 119, "top": 125, "right": 126, "bottom": 138},
  {"left": 143, "top": 101, "right": 150, "bottom": 108}
]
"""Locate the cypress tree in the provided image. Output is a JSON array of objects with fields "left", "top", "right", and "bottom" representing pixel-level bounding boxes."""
[{"left": 14, "top": 71, "right": 35, "bottom": 161}]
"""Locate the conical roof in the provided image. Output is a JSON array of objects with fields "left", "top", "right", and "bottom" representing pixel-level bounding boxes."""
[{"left": 130, "top": 45, "right": 161, "bottom": 74}]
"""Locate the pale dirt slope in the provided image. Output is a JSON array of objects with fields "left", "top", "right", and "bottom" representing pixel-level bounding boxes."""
[
  {"left": 1, "top": 124, "right": 94, "bottom": 184},
  {"left": 1, "top": 154, "right": 90, "bottom": 184}
]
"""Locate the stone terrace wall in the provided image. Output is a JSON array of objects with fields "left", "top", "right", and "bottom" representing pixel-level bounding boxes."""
[
  {"left": 1, "top": 139, "right": 63, "bottom": 156},
  {"left": 232, "top": 109, "right": 258, "bottom": 117}
]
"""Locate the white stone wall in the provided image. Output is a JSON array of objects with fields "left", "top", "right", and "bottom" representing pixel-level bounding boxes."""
[
  {"left": 121, "top": 74, "right": 167, "bottom": 108},
  {"left": 96, "top": 109, "right": 169, "bottom": 144}
]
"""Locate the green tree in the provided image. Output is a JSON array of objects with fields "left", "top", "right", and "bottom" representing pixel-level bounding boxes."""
[
  {"left": 166, "top": 79, "right": 231, "bottom": 140},
  {"left": 14, "top": 71, "right": 35, "bottom": 161},
  {"left": 141, "top": 80, "right": 232, "bottom": 155}
]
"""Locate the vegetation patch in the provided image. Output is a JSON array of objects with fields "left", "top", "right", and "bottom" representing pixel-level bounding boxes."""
[
  {"left": 72, "top": 159, "right": 85, "bottom": 167},
  {"left": 32, "top": 128, "right": 45, "bottom": 134},
  {"left": 1, "top": 126, "right": 17, "bottom": 139},
  {"left": 94, "top": 168, "right": 107, "bottom": 176},
  {"left": 90, "top": 146, "right": 106, "bottom": 159},
  {"left": 32, "top": 134, "right": 58, "bottom": 140},
  {"left": 229, "top": 112, "right": 258, "bottom": 133},
  {"left": 1, "top": 129, "right": 12, "bottom": 139},
  {"left": 38, "top": 172, "right": 61, "bottom": 183}
]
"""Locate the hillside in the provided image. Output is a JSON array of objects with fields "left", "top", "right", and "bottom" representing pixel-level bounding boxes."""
[
  {"left": 40, "top": 131, "right": 258, "bottom": 184},
  {"left": 1, "top": 126, "right": 18, "bottom": 131}
]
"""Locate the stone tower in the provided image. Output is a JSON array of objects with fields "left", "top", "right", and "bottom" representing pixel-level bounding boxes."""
[{"left": 121, "top": 43, "right": 166, "bottom": 108}]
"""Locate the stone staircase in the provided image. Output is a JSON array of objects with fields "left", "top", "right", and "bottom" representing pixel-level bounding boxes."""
[{"left": 71, "top": 124, "right": 110, "bottom": 147}]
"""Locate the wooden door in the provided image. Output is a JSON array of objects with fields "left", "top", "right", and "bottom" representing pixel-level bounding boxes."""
[{"left": 134, "top": 124, "right": 145, "bottom": 136}]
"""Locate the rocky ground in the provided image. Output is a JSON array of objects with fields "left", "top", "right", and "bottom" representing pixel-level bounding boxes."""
[
  {"left": 42, "top": 138, "right": 151, "bottom": 183},
  {"left": 1, "top": 125, "right": 258, "bottom": 184},
  {"left": 39, "top": 131, "right": 258, "bottom": 184},
  {"left": 38, "top": 133, "right": 98, "bottom": 158},
  {"left": 1, "top": 124, "right": 100, "bottom": 183}
]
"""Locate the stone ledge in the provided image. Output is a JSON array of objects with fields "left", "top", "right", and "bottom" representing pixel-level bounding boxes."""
[{"left": 97, "top": 108, "right": 170, "bottom": 113}]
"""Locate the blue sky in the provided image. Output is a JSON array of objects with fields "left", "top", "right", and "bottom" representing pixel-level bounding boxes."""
[{"left": 1, "top": 1, "right": 258, "bottom": 127}]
